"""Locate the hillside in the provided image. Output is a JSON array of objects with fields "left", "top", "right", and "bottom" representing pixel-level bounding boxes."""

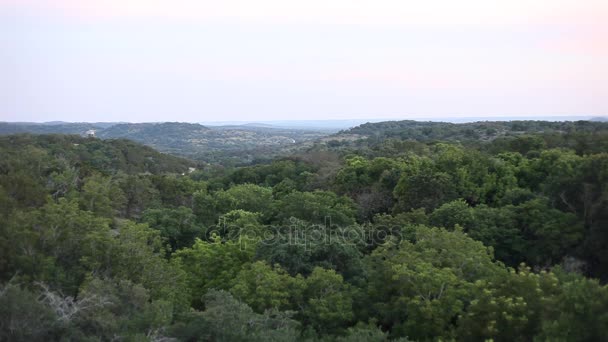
[
  {"left": 99, "top": 122, "right": 327, "bottom": 156},
  {"left": 0, "top": 122, "right": 102, "bottom": 135},
  {"left": 0, "top": 121, "right": 330, "bottom": 163},
  {"left": 312, "top": 119, "right": 608, "bottom": 158},
  {"left": 0, "top": 134, "right": 195, "bottom": 176},
  {"left": 97, "top": 122, "right": 211, "bottom": 153},
  {"left": 342, "top": 119, "right": 608, "bottom": 141}
]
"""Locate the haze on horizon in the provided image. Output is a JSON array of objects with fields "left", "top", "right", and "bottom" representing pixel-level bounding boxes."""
[{"left": 2, "top": 0, "right": 607, "bottom": 123}]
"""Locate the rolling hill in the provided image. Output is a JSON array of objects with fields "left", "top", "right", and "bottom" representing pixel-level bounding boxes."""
[{"left": 0, "top": 121, "right": 330, "bottom": 163}]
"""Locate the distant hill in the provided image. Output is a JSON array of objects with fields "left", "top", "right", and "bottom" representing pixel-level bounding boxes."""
[
  {"left": 96, "top": 122, "right": 328, "bottom": 160},
  {"left": 97, "top": 122, "right": 211, "bottom": 152},
  {"left": 5, "top": 120, "right": 608, "bottom": 163},
  {"left": 0, "top": 122, "right": 103, "bottom": 135},
  {"left": 340, "top": 119, "right": 608, "bottom": 142},
  {"left": 242, "top": 123, "right": 277, "bottom": 128},
  {"left": 201, "top": 119, "right": 371, "bottom": 131},
  {"left": 97, "top": 122, "right": 214, "bottom": 156},
  {"left": 33, "top": 121, "right": 125, "bottom": 128},
  {"left": 0, "top": 121, "right": 330, "bottom": 163},
  {"left": 0, "top": 134, "right": 195, "bottom": 175}
]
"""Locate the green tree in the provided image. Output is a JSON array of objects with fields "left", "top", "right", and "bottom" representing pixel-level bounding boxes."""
[
  {"left": 170, "top": 290, "right": 299, "bottom": 342},
  {"left": 80, "top": 173, "right": 126, "bottom": 217},
  {"left": 141, "top": 206, "right": 202, "bottom": 250},
  {"left": 300, "top": 267, "right": 354, "bottom": 334},
  {"left": 0, "top": 280, "right": 58, "bottom": 341},
  {"left": 218, "top": 209, "right": 265, "bottom": 241},
  {"left": 429, "top": 199, "right": 474, "bottom": 230},
  {"left": 230, "top": 261, "right": 301, "bottom": 313},
  {"left": 364, "top": 226, "right": 503, "bottom": 340},
  {"left": 173, "top": 235, "right": 255, "bottom": 308},
  {"left": 117, "top": 174, "right": 161, "bottom": 219},
  {"left": 273, "top": 190, "right": 357, "bottom": 226},
  {"left": 255, "top": 221, "right": 364, "bottom": 279},
  {"left": 513, "top": 199, "right": 584, "bottom": 266},
  {"left": 150, "top": 174, "right": 206, "bottom": 208},
  {"left": 393, "top": 159, "right": 455, "bottom": 212},
  {"left": 217, "top": 184, "right": 274, "bottom": 217},
  {"left": 57, "top": 277, "right": 174, "bottom": 341},
  {"left": 101, "top": 220, "right": 189, "bottom": 310},
  {"left": 4, "top": 199, "right": 112, "bottom": 294},
  {"left": 537, "top": 277, "right": 608, "bottom": 341}
]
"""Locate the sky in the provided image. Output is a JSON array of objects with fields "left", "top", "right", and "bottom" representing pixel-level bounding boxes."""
[{"left": 2, "top": 0, "right": 607, "bottom": 122}]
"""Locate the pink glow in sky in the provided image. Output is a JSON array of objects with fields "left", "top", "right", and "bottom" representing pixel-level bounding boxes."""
[{"left": 2, "top": 0, "right": 607, "bottom": 122}]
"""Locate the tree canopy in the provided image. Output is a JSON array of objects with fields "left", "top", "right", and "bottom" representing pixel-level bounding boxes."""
[{"left": 2, "top": 121, "right": 608, "bottom": 341}]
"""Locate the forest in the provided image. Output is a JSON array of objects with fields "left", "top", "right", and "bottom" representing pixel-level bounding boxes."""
[{"left": 1, "top": 120, "right": 608, "bottom": 341}]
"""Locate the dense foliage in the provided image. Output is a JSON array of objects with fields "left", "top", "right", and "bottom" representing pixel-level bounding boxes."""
[{"left": 2, "top": 121, "right": 608, "bottom": 341}]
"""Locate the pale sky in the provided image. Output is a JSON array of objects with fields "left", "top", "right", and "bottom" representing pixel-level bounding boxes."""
[{"left": 2, "top": 0, "right": 607, "bottom": 122}]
